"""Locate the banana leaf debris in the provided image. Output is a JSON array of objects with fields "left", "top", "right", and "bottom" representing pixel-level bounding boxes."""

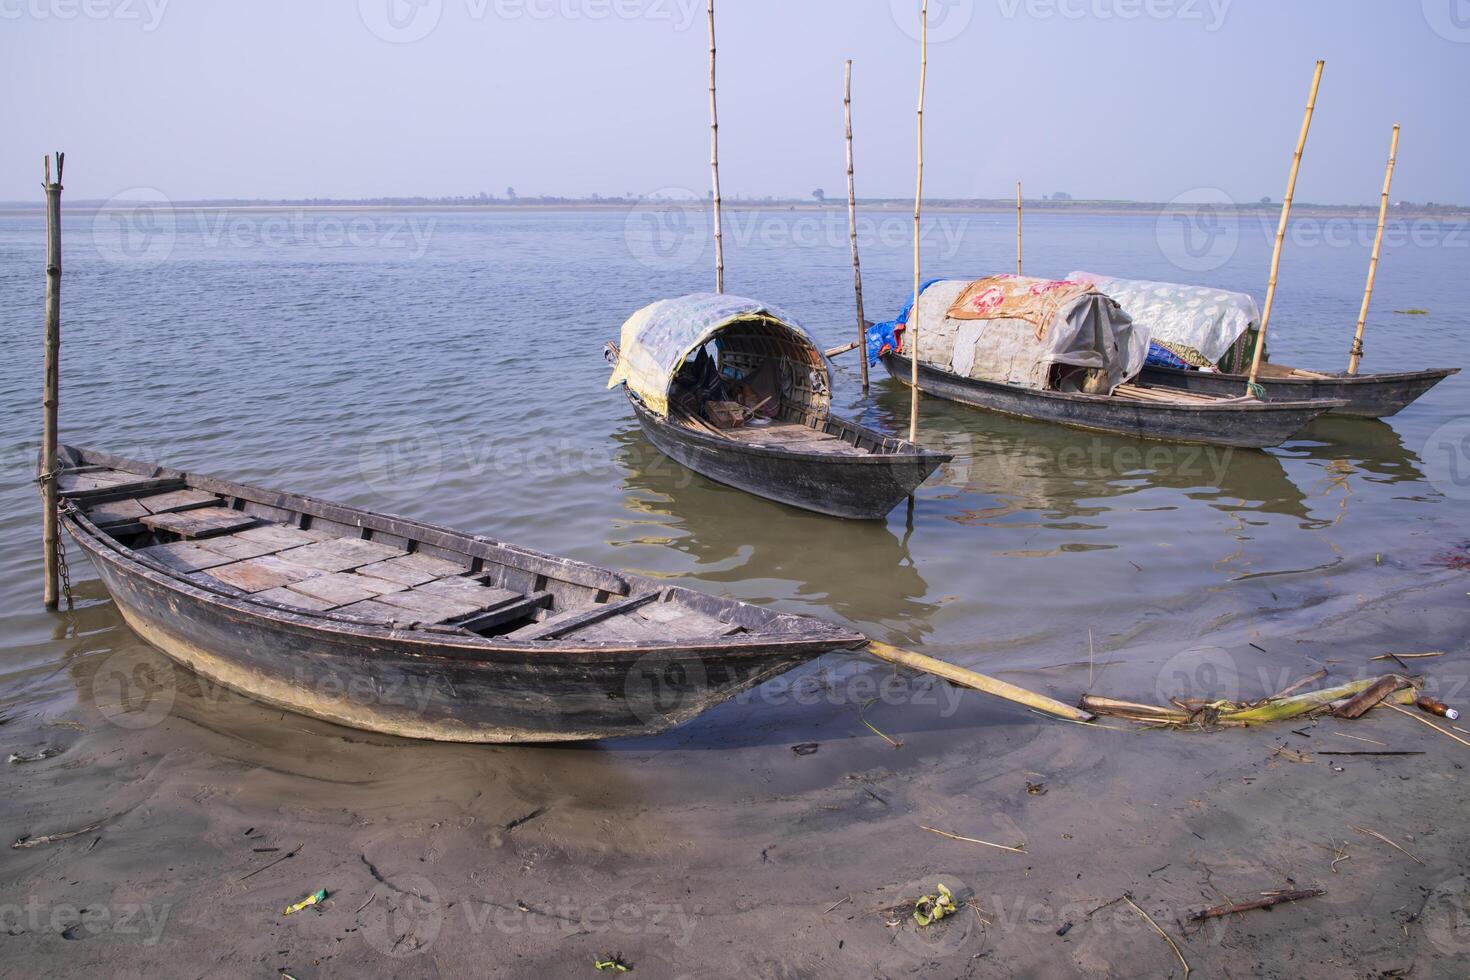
[{"left": 1078, "top": 672, "right": 1441, "bottom": 729}]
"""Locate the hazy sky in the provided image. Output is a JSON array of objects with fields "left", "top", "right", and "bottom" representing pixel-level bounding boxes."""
[{"left": 5, "top": 0, "right": 1468, "bottom": 205}]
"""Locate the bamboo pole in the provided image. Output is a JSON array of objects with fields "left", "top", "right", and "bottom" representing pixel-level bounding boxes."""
[
  {"left": 1246, "top": 60, "right": 1324, "bottom": 395},
  {"left": 1347, "top": 124, "right": 1400, "bottom": 375},
  {"left": 844, "top": 60, "right": 869, "bottom": 393},
  {"left": 866, "top": 641, "right": 1095, "bottom": 722},
  {"left": 41, "top": 152, "right": 63, "bottom": 611},
  {"left": 1015, "top": 181, "right": 1022, "bottom": 275},
  {"left": 908, "top": 0, "right": 928, "bottom": 443},
  {"left": 706, "top": 0, "right": 723, "bottom": 294}
]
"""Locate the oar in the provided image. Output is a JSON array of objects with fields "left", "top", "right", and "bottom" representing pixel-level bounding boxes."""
[{"left": 865, "top": 640, "right": 1095, "bottom": 722}]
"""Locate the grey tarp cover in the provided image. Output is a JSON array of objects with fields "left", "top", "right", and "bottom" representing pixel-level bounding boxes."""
[{"left": 906, "top": 278, "right": 1147, "bottom": 393}]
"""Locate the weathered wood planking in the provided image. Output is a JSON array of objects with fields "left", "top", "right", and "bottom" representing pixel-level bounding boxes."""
[
  {"left": 372, "top": 588, "right": 485, "bottom": 622},
  {"left": 137, "top": 489, "right": 221, "bottom": 514},
  {"left": 141, "top": 507, "right": 259, "bottom": 540},
  {"left": 193, "top": 533, "right": 297, "bottom": 561},
  {"left": 233, "top": 524, "right": 331, "bottom": 550},
  {"left": 354, "top": 557, "right": 443, "bottom": 587},
  {"left": 281, "top": 538, "right": 408, "bottom": 573},
  {"left": 509, "top": 591, "right": 661, "bottom": 641},
  {"left": 84, "top": 498, "right": 150, "bottom": 526},
  {"left": 284, "top": 572, "right": 391, "bottom": 608},
  {"left": 138, "top": 540, "right": 237, "bottom": 572},
  {"left": 205, "top": 555, "right": 324, "bottom": 593},
  {"left": 448, "top": 592, "right": 552, "bottom": 633},
  {"left": 255, "top": 586, "right": 336, "bottom": 612}
]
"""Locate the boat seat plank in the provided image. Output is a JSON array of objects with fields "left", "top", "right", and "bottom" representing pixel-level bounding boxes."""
[
  {"left": 137, "top": 489, "right": 222, "bottom": 515},
  {"left": 281, "top": 538, "right": 408, "bottom": 572},
  {"left": 446, "top": 591, "right": 553, "bottom": 634},
  {"left": 284, "top": 572, "right": 408, "bottom": 608},
  {"left": 255, "top": 586, "right": 336, "bottom": 612},
  {"left": 140, "top": 507, "right": 260, "bottom": 540},
  {"left": 507, "top": 591, "right": 661, "bottom": 641},
  {"left": 57, "top": 469, "right": 137, "bottom": 493},
  {"left": 84, "top": 498, "right": 150, "bottom": 526},
  {"left": 138, "top": 540, "right": 237, "bottom": 572},
  {"left": 203, "top": 555, "right": 325, "bottom": 593}
]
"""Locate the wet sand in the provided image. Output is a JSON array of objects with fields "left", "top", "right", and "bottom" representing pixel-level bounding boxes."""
[{"left": 3, "top": 569, "right": 1467, "bottom": 978}]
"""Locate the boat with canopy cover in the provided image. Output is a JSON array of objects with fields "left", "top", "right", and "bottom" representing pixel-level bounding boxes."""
[
  {"left": 607, "top": 293, "right": 949, "bottom": 519},
  {"left": 1069, "top": 271, "right": 1458, "bottom": 417},
  {"left": 871, "top": 274, "right": 1343, "bottom": 448}
]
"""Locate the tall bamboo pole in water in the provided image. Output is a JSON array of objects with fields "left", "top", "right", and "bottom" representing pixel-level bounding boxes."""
[
  {"left": 1347, "top": 123, "right": 1400, "bottom": 375},
  {"left": 41, "top": 153, "right": 63, "bottom": 610},
  {"left": 844, "top": 60, "right": 869, "bottom": 393},
  {"left": 1015, "top": 181, "right": 1023, "bottom": 275},
  {"left": 706, "top": 0, "right": 724, "bottom": 294},
  {"left": 1246, "top": 60, "right": 1324, "bottom": 395},
  {"left": 908, "top": 0, "right": 928, "bottom": 443}
]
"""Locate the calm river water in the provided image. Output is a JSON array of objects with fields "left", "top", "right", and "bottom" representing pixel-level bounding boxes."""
[{"left": 0, "top": 204, "right": 1466, "bottom": 729}]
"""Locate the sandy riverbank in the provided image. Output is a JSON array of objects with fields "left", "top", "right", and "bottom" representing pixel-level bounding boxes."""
[{"left": 2, "top": 568, "right": 1468, "bottom": 978}]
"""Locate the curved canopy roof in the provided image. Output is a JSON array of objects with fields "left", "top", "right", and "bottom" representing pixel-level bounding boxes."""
[{"left": 607, "top": 293, "right": 827, "bottom": 417}]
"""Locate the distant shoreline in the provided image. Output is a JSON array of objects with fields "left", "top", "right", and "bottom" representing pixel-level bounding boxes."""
[{"left": 1, "top": 198, "right": 1465, "bottom": 220}]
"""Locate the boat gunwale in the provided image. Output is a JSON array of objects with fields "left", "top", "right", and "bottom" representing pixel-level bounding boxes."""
[
  {"left": 1140, "top": 363, "right": 1461, "bottom": 388},
  {"left": 880, "top": 353, "right": 1349, "bottom": 415},
  {"left": 59, "top": 452, "right": 866, "bottom": 662}
]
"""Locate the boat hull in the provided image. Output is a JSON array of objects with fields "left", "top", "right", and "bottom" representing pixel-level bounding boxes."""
[
  {"left": 630, "top": 398, "right": 949, "bottom": 519},
  {"left": 881, "top": 354, "right": 1336, "bottom": 449},
  {"left": 1138, "top": 365, "right": 1459, "bottom": 418},
  {"left": 68, "top": 516, "right": 852, "bottom": 743}
]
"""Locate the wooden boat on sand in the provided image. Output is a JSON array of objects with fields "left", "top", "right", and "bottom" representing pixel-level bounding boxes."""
[
  {"left": 55, "top": 446, "right": 866, "bottom": 742},
  {"left": 608, "top": 293, "right": 950, "bottom": 519}
]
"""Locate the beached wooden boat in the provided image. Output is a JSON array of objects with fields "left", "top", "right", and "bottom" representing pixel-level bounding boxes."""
[
  {"left": 880, "top": 354, "right": 1343, "bottom": 448},
  {"left": 55, "top": 446, "right": 866, "bottom": 743},
  {"left": 608, "top": 294, "right": 950, "bottom": 519},
  {"left": 1137, "top": 364, "right": 1458, "bottom": 418}
]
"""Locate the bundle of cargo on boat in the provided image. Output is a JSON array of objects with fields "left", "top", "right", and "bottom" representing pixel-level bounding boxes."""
[
  {"left": 1070, "top": 270, "right": 1458, "bottom": 417},
  {"left": 1067, "top": 271, "right": 1262, "bottom": 374},
  {"left": 870, "top": 274, "right": 1147, "bottom": 395},
  {"left": 607, "top": 293, "right": 949, "bottom": 519},
  {"left": 869, "top": 274, "right": 1345, "bottom": 448}
]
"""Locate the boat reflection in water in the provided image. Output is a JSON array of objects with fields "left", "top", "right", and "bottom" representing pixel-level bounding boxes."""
[{"left": 609, "top": 426, "right": 937, "bottom": 635}]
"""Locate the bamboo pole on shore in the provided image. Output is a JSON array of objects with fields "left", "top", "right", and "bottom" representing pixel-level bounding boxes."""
[
  {"left": 1015, "top": 181, "right": 1022, "bottom": 275},
  {"left": 706, "top": 0, "right": 724, "bottom": 294},
  {"left": 1348, "top": 124, "right": 1400, "bottom": 375},
  {"left": 908, "top": 0, "right": 928, "bottom": 443},
  {"left": 1246, "top": 60, "right": 1324, "bottom": 396},
  {"left": 866, "top": 641, "right": 1095, "bottom": 722},
  {"left": 844, "top": 60, "right": 869, "bottom": 393},
  {"left": 41, "top": 153, "right": 63, "bottom": 610}
]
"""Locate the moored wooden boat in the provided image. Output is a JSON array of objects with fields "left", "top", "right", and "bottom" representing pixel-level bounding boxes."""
[
  {"left": 608, "top": 294, "right": 950, "bottom": 519},
  {"left": 1137, "top": 363, "right": 1458, "bottom": 418},
  {"left": 55, "top": 446, "right": 866, "bottom": 743},
  {"left": 871, "top": 276, "right": 1344, "bottom": 449},
  {"left": 880, "top": 353, "right": 1343, "bottom": 449},
  {"left": 1066, "top": 271, "right": 1459, "bottom": 418}
]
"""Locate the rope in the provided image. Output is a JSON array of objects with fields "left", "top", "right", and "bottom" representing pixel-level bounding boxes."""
[
  {"left": 1349, "top": 338, "right": 1364, "bottom": 358},
  {"left": 1246, "top": 382, "right": 1267, "bottom": 399}
]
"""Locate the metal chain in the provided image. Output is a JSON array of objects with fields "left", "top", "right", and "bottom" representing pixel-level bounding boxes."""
[{"left": 35, "top": 466, "right": 76, "bottom": 610}]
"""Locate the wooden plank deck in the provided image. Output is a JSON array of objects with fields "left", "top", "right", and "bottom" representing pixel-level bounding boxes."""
[{"left": 140, "top": 507, "right": 260, "bottom": 540}]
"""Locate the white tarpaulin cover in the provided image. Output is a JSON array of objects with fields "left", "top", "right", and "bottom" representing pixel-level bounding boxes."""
[
  {"left": 1068, "top": 271, "right": 1259, "bottom": 369},
  {"left": 902, "top": 276, "right": 1147, "bottom": 393}
]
